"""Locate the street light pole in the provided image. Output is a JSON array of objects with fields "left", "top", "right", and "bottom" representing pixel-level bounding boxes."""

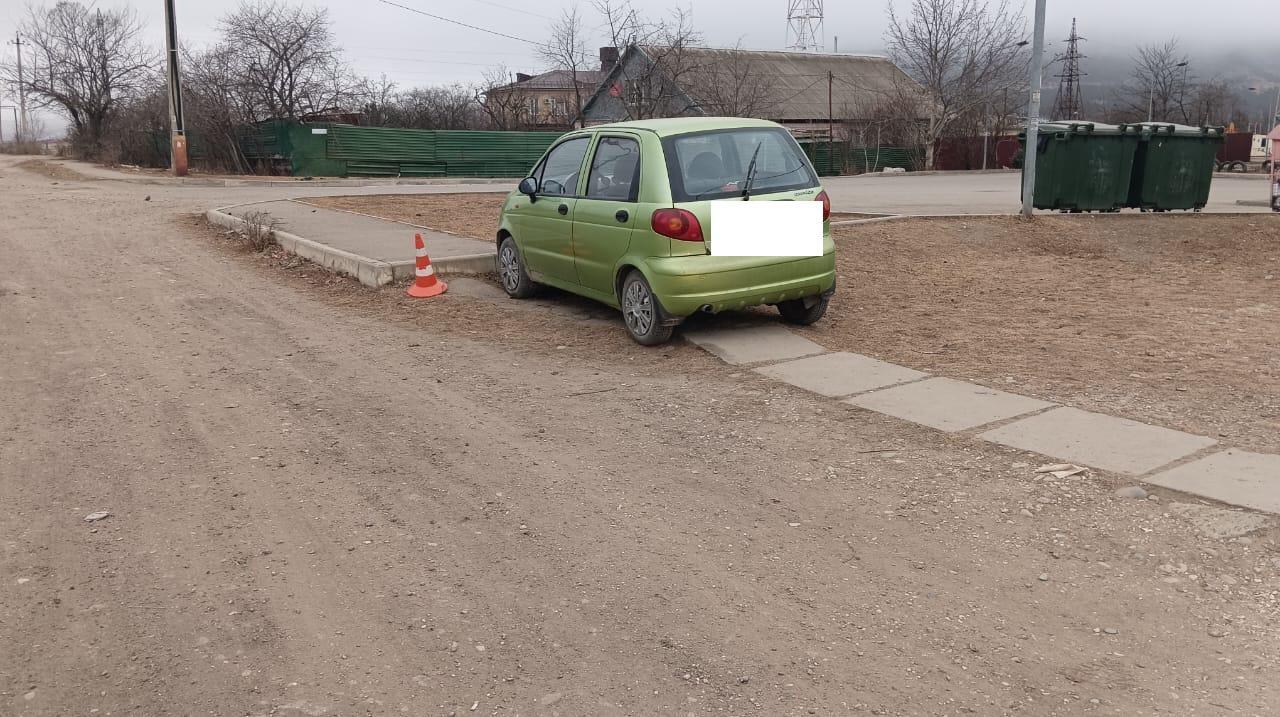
[
  {"left": 1020, "top": 0, "right": 1047, "bottom": 218},
  {"left": 164, "top": 0, "right": 188, "bottom": 176}
]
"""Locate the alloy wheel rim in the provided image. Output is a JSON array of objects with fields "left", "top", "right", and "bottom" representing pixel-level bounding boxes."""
[
  {"left": 623, "top": 281, "right": 653, "bottom": 336},
  {"left": 499, "top": 245, "right": 519, "bottom": 292}
]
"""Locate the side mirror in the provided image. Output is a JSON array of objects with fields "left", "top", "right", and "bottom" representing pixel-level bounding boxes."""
[{"left": 518, "top": 176, "right": 538, "bottom": 200}]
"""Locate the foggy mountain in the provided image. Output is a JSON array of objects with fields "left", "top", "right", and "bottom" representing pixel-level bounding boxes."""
[{"left": 1041, "top": 43, "right": 1279, "bottom": 125}]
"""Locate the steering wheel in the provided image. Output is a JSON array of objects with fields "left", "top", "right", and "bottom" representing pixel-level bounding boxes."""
[{"left": 542, "top": 179, "right": 565, "bottom": 195}]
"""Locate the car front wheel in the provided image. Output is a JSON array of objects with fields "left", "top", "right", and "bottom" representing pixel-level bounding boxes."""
[
  {"left": 620, "top": 271, "right": 674, "bottom": 346},
  {"left": 497, "top": 235, "right": 537, "bottom": 298}
]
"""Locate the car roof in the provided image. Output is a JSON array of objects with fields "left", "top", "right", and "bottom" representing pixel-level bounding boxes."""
[{"left": 585, "top": 116, "right": 783, "bottom": 137}]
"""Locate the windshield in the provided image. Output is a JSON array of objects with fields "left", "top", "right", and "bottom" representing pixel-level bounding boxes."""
[{"left": 662, "top": 127, "right": 818, "bottom": 202}]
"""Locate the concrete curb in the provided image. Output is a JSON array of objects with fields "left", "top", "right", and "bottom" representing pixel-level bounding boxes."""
[
  {"left": 830, "top": 215, "right": 905, "bottom": 227},
  {"left": 101, "top": 171, "right": 518, "bottom": 188},
  {"left": 207, "top": 208, "right": 395, "bottom": 287},
  {"left": 849, "top": 169, "right": 1019, "bottom": 179},
  {"left": 206, "top": 208, "right": 496, "bottom": 287},
  {"left": 388, "top": 253, "right": 496, "bottom": 280}
]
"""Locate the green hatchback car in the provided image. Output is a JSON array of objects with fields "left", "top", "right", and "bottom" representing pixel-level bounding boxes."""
[{"left": 496, "top": 117, "right": 836, "bottom": 345}]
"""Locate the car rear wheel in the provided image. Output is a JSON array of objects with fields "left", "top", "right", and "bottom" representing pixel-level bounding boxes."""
[
  {"left": 497, "top": 236, "right": 537, "bottom": 298},
  {"left": 620, "top": 271, "right": 673, "bottom": 346},
  {"left": 777, "top": 294, "right": 830, "bottom": 325}
]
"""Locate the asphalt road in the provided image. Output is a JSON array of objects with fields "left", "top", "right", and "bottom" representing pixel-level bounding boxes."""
[
  {"left": 819, "top": 171, "right": 1271, "bottom": 215},
  {"left": 2, "top": 156, "right": 1278, "bottom": 716}
]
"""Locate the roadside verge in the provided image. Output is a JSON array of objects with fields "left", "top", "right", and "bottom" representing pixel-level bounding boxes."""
[{"left": 206, "top": 201, "right": 496, "bottom": 287}]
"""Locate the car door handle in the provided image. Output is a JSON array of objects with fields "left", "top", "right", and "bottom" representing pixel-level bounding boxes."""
[
  {"left": 558, "top": 203, "right": 569, "bottom": 216},
  {"left": 615, "top": 209, "right": 629, "bottom": 223}
]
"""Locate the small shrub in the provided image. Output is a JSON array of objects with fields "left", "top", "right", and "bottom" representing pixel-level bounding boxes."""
[{"left": 238, "top": 211, "right": 280, "bottom": 252}]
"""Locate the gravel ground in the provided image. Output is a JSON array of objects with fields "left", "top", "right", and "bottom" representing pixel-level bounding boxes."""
[
  {"left": 799, "top": 215, "right": 1280, "bottom": 454},
  {"left": 3, "top": 156, "right": 1279, "bottom": 716}
]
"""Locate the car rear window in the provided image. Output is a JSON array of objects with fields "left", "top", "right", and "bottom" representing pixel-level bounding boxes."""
[{"left": 662, "top": 127, "right": 818, "bottom": 202}]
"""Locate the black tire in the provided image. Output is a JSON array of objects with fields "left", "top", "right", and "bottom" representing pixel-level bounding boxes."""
[
  {"left": 777, "top": 294, "right": 831, "bottom": 326},
  {"left": 497, "top": 235, "right": 537, "bottom": 298},
  {"left": 619, "top": 271, "right": 674, "bottom": 346}
]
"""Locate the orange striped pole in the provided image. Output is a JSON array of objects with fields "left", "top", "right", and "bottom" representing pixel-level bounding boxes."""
[{"left": 406, "top": 233, "right": 447, "bottom": 298}]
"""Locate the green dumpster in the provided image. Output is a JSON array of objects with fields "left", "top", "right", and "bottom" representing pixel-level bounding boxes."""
[
  {"left": 1020, "top": 122, "right": 1142, "bottom": 212},
  {"left": 1128, "top": 123, "right": 1224, "bottom": 212}
]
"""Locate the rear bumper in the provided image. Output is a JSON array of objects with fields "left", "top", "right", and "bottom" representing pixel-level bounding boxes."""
[{"left": 645, "top": 252, "right": 837, "bottom": 317}]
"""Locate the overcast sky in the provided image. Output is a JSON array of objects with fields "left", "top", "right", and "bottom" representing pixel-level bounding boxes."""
[{"left": 1, "top": 0, "right": 1276, "bottom": 137}]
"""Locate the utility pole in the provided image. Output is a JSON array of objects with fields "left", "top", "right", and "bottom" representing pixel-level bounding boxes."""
[
  {"left": 1177, "top": 61, "right": 1190, "bottom": 124},
  {"left": 827, "top": 70, "right": 835, "bottom": 175},
  {"left": 1020, "top": 0, "right": 1047, "bottom": 218},
  {"left": 8, "top": 33, "right": 26, "bottom": 140},
  {"left": 164, "top": 0, "right": 188, "bottom": 176}
]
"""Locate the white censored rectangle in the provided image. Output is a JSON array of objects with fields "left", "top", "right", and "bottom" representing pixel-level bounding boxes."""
[{"left": 709, "top": 201, "right": 823, "bottom": 257}]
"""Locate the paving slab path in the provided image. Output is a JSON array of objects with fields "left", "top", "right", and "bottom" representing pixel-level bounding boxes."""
[
  {"left": 978, "top": 406, "right": 1218, "bottom": 476},
  {"left": 846, "top": 377, "right": 1054, "bottom": 433},
  {"left": 686, "top": 327, "right": 1277, "bottom": 514},
  {"left": 755, "top": 351, "right": 927, "bottom": 398},
  {"left": 1149, "top": 450, "right": 1280, "bottom": 514},
  {"left": 224, "top": 199, "right": 491, "bottom": 264}
]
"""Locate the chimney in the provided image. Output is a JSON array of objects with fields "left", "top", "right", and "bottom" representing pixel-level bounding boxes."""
[
  {"left": 600, "top": 46, "right": 619, "bottom": 74},
  {"left": 515, "top": 72, "right": 534, "bottom": 83}
]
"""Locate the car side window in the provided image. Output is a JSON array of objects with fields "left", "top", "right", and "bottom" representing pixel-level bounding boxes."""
[
  {"left": 538, "top": 137, "right": 589, "bottom": 197},
  {"left": 586, "top": 136, "right": 641, "bottom": 202}
]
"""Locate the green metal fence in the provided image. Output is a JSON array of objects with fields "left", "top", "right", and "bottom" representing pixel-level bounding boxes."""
[
  {"left": 239, "top": 120, "right": 562, "bottom": 178},
  {"left": 800, "top": 141, "right": 923, "bottom": 176}
]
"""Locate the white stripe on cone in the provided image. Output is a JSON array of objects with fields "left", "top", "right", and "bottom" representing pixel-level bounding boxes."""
[{"left": 416, "top": 265, "right": 436, "bottom": 277}]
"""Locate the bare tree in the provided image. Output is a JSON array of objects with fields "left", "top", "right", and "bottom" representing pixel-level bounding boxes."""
[
  {"left": 682, "top": 43, "right": 779, "bottom": 118},
  {"left": 1188, "top": 77, "right": 1237, "bottom": 127},
  {"left": 358, "top": 74, "right": 399, "bottom": 127},
  {"left": 1119, "top": 39, "right": 1190, "bottom": 122},
  {"left": 477, "top": 66, "right": 529, "bottom": 130},
  {"left": 884, "top": 0, "right": 1028, "bottom": 168},
  {"left": 386, "top": 85, "right": 483, "bottom": 130},
  {"left": 537, "top": 4, "right": 590, "bottom": 126},
  {"left": 3, "top": 2, "right": 155, "bottom": 157},
  {"left": 594, "top": 0, "right": 705, "bottom": 120},
  {"left": 218, "top": 1, "right": 361, "bottom": 119},
  {"left": 181, "top": 43, "right": 261, "bottom": 171}
]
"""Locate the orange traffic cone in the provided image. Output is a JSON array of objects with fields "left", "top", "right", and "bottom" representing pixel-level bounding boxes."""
[{"left": 406, "top": 233, "right": 447, "bottom": 298}]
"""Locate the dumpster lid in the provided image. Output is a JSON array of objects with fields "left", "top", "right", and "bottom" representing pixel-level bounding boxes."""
[
  {"left": 1021, "top": 121, "right": 1138, "bottom": 138},
  {"left": 1129, "top": 122, "right": 1225, "bottom": 137}
]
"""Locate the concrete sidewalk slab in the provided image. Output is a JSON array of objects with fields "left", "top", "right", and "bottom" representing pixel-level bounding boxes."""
[
  {"left": 1148, "top": 450, "right": 1280, "bottom": 514},
  {"left": 684, "top": 326, "right": 825, "bottom": 365},
  {"left": 1165, "top": 502, "right": 1272, "bottom": 538},
  {"left": 979, "top": 407, "right": 1217, "bottom": 476},
  {"left": 845, "top": 377, "right": 1053, "bottom": 432},
  {"left": 755, "top": 351, "right": 926, "bottom": 397},
  {"left": 212, "top": 200, "right": 496, "bottom": 287},
  {"left": 226, "top": 200, "right": 491, "bottom": 264}
]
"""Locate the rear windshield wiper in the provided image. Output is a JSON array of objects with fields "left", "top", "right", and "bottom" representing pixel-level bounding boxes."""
[{"left": 740, "top": 142, "right": 764, "bottom": 200}]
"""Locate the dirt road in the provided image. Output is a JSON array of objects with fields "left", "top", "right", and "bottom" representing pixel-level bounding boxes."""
[{"left": 2, "top": 155, "right": 1278, "bottom": 716}]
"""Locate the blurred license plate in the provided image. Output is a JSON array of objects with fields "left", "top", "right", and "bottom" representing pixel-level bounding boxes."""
[{"left": 709, "top": 202, "right": 823, "bottom": 257}]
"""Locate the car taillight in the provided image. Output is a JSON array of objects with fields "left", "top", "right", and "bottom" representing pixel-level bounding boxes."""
[
  {"left": 816, "top": 190, "right": 832, "bottom": 221},
  {"left": 651, "top": 208, "right": 704, "bottom": 242}
]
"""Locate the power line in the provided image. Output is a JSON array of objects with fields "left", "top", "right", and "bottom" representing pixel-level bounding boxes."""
[
  {"left": 460, "top": 0, "right": 555, "bottom": 21},
  {"left": 374, "top": 0, "right": 541, "bottom": 46}
]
